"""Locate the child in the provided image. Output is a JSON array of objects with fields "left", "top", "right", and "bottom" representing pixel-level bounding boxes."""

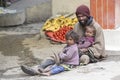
[
  {"left": 21, "top": 30, "right": 79, "bottom": 76},
  {"left": 39, "top": 30, "right": 79, "bottom": 76},
  {"left": 78, "top": 25, "right": 96, "bottom": 65}
]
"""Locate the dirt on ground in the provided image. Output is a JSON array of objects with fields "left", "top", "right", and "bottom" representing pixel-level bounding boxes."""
[
  {"left": 0, "top": 22, "right": 65, "bottom": 79},
  {"left": 1, "top": 23, "right": 120, "bottom": 80}
]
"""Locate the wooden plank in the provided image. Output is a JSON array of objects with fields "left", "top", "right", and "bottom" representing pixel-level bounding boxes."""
[
  {"left": 108, "top": 0, "right": 115, "bottom": 29},
  {"left": 90, "top": 0, "right": 115, "bottom": 29},
  {"left": 103, "top": 0, "right": 107, "bottom": 29},
  {"left": 96, "top": 0, "right": 103, "bottom": 28},
  {"left": 90, "top": 0, "right": 97, "bottom": 20}
]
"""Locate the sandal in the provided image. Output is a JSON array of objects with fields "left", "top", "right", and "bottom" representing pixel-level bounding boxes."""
[{"left": 21, "top": 65, "right": 38, "bottom": 76}]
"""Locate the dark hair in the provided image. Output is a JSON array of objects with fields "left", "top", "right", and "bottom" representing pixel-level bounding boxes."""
[
  {"left": 65, "top": 30, "right": 79, "bottom": 43},
  {"left": 76, "top": 5, "right": 90, "bottom": 18}
]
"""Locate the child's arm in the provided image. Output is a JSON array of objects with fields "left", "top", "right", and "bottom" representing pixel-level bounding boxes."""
[
  {"left": 78, "top": 37, "right": 94, "bottom": 49},
  {"left": 59, "top": 47, "right": 75, "bottom": 61},
  {"left": 78, "top": 41, "right": 92, "bottom": 49}
]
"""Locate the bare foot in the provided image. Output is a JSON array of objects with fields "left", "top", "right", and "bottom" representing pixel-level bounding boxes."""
[
  {"left": 40, "top": 73, "right": 51, "bottom": 76},
  {"left": 38, "top": 67, "right": 44, "bottom": 73}
]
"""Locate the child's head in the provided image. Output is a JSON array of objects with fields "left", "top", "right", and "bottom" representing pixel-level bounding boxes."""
[
  {"left": 85, "top": 25, "right": 96, "bottom": 37},
  {"left": 65, "top": 30, "right": 79, "bottom": 45}
]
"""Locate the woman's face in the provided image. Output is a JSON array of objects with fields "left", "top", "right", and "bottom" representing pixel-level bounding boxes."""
[
  {"left": 76, "top": 13, "right": 88, "bottom": 26},
  {"left": 66, "top": 37, "right": 75, "bottom": 46}
]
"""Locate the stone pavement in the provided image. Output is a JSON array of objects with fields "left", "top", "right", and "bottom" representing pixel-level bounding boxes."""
[
  {"left": 1, "top": 58, "right": 120, "bottom": 80},
  {"left": 0, "top": 22, "right": 120, "bottom": 80}
]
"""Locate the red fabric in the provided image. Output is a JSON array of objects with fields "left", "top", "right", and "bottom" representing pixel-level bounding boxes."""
[
  {"left": 45, "top": 26, "right": 73, "bottom": 43},
  {"left": 45, "top": 31, "right": 54, "bottom": 38}
]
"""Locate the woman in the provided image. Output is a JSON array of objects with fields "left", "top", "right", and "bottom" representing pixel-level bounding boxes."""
[{"left": 74, "top": 4, "right": 107, "bottom": 64}]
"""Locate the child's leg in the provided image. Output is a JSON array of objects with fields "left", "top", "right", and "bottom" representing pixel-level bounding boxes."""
[
  {"left": 40, "top": 65, "right": 58, "bottom": 76},
  {"left": 43, "top": 64, "right": 57, "bottom": 72},
  {"left": 38, "top": 59, "right": 55, "bottom": 72},
  {"left": 40, "top": 72, "right": 51, "bottom": 76},
  {"left": 38, "top": 65, "right": 53, "bottom": 73},
  {"left": 50, "top": 66, "right": 65, "bottom": 75}
]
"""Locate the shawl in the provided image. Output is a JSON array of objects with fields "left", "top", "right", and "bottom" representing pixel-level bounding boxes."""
[{"left": 73, "top": 19, "right": 106, "bottom": 58}]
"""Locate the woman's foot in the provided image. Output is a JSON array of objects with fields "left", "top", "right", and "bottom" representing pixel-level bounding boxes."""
[{"left": 21, "top": 65, "right": 38, "bottom": 76}]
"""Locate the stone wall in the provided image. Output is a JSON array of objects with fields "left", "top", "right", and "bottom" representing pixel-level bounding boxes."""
[
  {"left": 25, "top": 0, "right": 52, "bottom": 23},
  {"left": 52, "top": 0, "right": 90, "bottom": 16}
]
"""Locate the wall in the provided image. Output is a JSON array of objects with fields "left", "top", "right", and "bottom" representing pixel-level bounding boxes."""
[
  {"left": 115, "top": 0, "right": 120, "bottom": 28},
  {"left": 0, "top": 11, "right": 25, "bottom": 27},
  {"left": 52, "top": 0, "right": 90, "bottom": 16},
  {"left": 104, "top": 30, "right": 120, "bottom": 51},
  {"left": 25, "top": 0, "right": 52, "bottom": 23},
  {"left": 0, "top": 0, "right": 52, "bottom": 26}
]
